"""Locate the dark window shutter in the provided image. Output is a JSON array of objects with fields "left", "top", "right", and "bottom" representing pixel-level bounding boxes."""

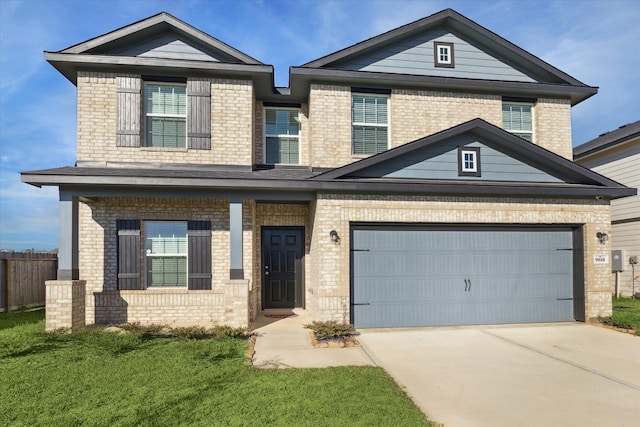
[
  {"left": 187, "top": 79, "right": 211, "bottom": 150},
  {"left": 188, "top": 220, "right": 212, "bottom": 290},
  {"left": 116, "top": 76, "right": 141, "bottom": 147},
  {"left": 117, "top": 220, "right": 141, "bottom": 290}
]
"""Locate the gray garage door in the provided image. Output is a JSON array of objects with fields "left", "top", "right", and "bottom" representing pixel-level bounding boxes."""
[{"left": 351, "top": 226, "right": 576, "bottom": 328}]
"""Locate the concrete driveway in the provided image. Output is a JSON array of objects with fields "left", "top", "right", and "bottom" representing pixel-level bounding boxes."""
[{"left": 358, "top": 323, "right": 640, "bottom": 427}]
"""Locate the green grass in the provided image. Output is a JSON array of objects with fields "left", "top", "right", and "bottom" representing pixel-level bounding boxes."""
[
  {"left": 0, "top": 310, "right": 432, "bottom": 426},
  {"left": 601, "top": 296, "right": 640, "bottom": 336}
]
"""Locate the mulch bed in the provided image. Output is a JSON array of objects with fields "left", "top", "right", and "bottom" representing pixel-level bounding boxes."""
[{"left": 309, "top": 331, "right": 360, "bottom": 348}]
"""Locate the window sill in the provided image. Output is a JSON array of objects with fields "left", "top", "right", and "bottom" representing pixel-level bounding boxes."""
[{"left": 141, "top": 147, "right": 188, "bottom": 152}]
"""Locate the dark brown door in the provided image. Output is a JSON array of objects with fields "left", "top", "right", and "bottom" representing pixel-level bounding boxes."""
[{"left": 262, "top": 227, "right": 304, "bottom": 309}]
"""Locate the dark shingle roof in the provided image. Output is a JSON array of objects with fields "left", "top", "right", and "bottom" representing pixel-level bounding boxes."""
[{"left": 574, "top": 120, "right": 640, "bottom": 160}]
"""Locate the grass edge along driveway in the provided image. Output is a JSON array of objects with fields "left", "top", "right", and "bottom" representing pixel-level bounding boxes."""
[{"left": 0, "top": 310, "right": 433, "bottom": 427}]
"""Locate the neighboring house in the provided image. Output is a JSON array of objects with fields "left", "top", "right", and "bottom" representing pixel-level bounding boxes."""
[
  {"left": 574, "top": 121, "right": 640, "bottom": 297},
  {"left": 22, "top": 9, "right": 635, "bottom": 331}
]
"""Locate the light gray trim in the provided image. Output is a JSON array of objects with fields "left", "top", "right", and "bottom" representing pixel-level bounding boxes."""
[
  {"left": 59, "top": 12, "right": 262, "bottom": 65},
  {"left": 58, "top": 191, "right": 79, "bottom": 280},
  {"left": 229, "top": 197, "right": 243, "bottom": 275},
  {"left": 289, "top": 67, "right": 597, "bottom": 105}
]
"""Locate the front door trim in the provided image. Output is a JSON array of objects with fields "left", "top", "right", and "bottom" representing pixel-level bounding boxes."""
[{"left": 261, "top": 226, "right": 305, "bottom": 310}]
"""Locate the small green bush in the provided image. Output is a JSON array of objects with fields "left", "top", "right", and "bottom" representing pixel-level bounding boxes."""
[
  {"left": 118, "top": 323, "right": 249, "bottom": 340},
  {"left": 304, "top": 320, "right": 355, "bottom": 340}
]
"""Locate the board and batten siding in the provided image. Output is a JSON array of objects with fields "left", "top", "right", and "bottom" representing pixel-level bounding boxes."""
[
  {"left": 187, "top": 79, "right": 212, "bottom": 150},
  {"left": 116, "top": 76, "right": 142, "bottom": 147},
  {"left": 118, "top": 34, "right": 224, "bottom": 62},
  {"left": 353, "top": 136, "right": 562, "bottom": 182},
  {"left": 334, "top": 30, "right": 537, "bottom": 82}
]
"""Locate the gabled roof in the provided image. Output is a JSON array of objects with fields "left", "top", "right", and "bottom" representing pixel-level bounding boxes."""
[
  {"left": 57, "top": 12, "right": 261, "bottom": 64},
  {"left": 22, "top": 119, "right": 634, "bottom": 200},
  {"left": 291, "top": 9, "right": 596, "bottom": 105},
  {"left": 314, "top": 118, "right": 626, "bottom": 190},
  {"left": 574, "top": 120, "right": 640, "bottom": 160},
  {"left": 45, "top": 12, "right": 275, "bottom": 94}
]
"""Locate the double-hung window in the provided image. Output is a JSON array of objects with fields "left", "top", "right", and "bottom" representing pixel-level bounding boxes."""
[
  {"left": 265, "top": 108, "right": 300, "bottom": 164},
  {"left": 352, "top": 94, "right": 388, "bottom": 155},
  {"left": 502, "top": 102, "right": 533, "bottom": 142},
  {"left": 145, "top": 83, "right": 187, "bottom": 148},
  {"left": 145, "top": 221, "right": 187, "bottom": 287}
]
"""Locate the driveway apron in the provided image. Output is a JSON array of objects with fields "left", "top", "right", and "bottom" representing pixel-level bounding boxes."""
[{"left": 358, "top": 323, "right": 640, "bottom": 427}]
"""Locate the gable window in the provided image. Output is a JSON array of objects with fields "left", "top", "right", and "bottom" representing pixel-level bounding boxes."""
[
  {"left": 145, "top": 221, "right": 188, "bottom": 287},
  {"left": 503, "top": 102, "right": 533, "bottom": 142},
  {"left": 434, "top": 42, "right": 454, "bottom": 68},
  {"left": 265, "top": 108, "right": 300, "bottom": 164},
  {"left": 458, "top": 147, "right": 481, "bottom": 177},
  {"left": 352, "top": 94, "right": 388, "bottom": 155},
  {"left": 145, "top": 82, "right": 187, "bottom": 148}
]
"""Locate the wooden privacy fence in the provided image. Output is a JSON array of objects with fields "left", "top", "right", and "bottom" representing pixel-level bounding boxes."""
[{"left": 0, "top": 252, "right": 58, "bottom": 312}]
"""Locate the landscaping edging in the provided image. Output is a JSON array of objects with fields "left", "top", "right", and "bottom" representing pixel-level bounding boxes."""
[
  {"left": 309, "top": 331, "right": 360, "bottom": 348},
  {"left": 245, "top": 333, "right": 257, "bottom": 365}
]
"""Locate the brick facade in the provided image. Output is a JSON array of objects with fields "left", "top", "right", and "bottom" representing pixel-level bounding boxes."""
[
  {"left": 77, "top": 72, "right": 254, "bottom": 166},
  {"left": 308, "top": 194, "right": 613, "bottom": 321}
]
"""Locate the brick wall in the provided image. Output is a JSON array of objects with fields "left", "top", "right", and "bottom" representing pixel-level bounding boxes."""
[
  {"left": 308, "top": 194, "right": 612, "bottom": 321},
  {"left": 78, "top": 197, "right": 253, "bottom": 327},
  {"left": 77, "top": 72, "right": 254, "bottom": 166},
  {"left": 307, "top": 85, "right": 573, "bottom": 168}
]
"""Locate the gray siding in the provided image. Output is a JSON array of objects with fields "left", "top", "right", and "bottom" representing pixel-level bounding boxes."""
[
  {"left": 119, "top": 33, "right": 222, "bottom": 62},
  {"left": 353, "top": 135, "right": 562, "bottom": 182},
  {"left": 334, "top": 30, "right": 537, "bottom": 82},
  {"left": 351, "top": 227, "right": 575, "bottom": 328}
]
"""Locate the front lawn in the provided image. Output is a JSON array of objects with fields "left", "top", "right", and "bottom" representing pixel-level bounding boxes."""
[
  {"left": 0, "top": 310, "right": 432, "bottom": 426},
  {"left": 601, "top": 296, "right": 640, "bottom": 336}
]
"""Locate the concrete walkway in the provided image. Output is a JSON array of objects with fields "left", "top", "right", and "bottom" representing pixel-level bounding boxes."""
[
  {"left": 251, "top": 309, "right": 374, "bottom": 368},
  {"left": 358, "top": 323, "right": 640, "bottom": 427}
]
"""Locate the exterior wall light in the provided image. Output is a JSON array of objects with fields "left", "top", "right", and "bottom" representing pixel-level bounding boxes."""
[
  {"left": 597, "top": 232, "right": 608, "bottom": 245},
  {"left": 330, "top": 230, "right": 340, "bottom": 244}
]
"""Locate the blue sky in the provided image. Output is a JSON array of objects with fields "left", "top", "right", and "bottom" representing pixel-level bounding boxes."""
[{"left": 1, "top": 0, "right": 639, "bottom": 250}]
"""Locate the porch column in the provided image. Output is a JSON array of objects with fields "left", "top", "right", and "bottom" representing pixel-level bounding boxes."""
[
  {"left": 58, "top": 190, "right": 79, "bottom": 280},
  {"left": 229, "top": 196, "right": 244, "bottom": 279}
]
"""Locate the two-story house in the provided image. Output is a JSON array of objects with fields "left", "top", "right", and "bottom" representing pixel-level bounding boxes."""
[{"left": 23, "top": 9, "right": 635, "bottom": 331}]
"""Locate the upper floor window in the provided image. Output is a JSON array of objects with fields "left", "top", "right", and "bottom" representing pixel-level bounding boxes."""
[
  {"left": 265, "top": 108, "right": 300, "bottom": 164},
  {"left": 352, "top": 94, "right": 388, "bottom": 155},
  {"left": 144, "top": 82, "right": 187, "bottom": 148},
  {"left": 502, "top": 102, "right": 533, "bottom": 142},
  {"left": 434, "top": 42, "right": 454, "bottom": 68}
]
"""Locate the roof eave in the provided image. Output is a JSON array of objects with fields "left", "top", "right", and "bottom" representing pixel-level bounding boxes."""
[
  {"left": 44, "top": 52, "right": 275, "bottom": 97},
  {"left": 289, "top": 67, "right": 597, "bottom": 105},
  {"left": 21, "top": 170, "right": 634, "bottom": 200}
]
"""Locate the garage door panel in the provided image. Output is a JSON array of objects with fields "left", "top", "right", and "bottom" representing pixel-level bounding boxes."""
[{"left": 352, "top": 226, "right": 575, "bottom": 328}]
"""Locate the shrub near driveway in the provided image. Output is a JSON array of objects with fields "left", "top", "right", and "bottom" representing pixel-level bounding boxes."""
[
  {"left": 600, "top": 296, "right": 640, "bottom": 335},
  {"left": 0, "top": 310, "right": 432, "bottom": 427}
]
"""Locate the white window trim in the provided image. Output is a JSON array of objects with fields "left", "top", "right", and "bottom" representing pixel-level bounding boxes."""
[
  {"left": 460, "top": 150, "right": 477, "bottom": 172},
  {"left": 503, "top": 101, "right": 535, "bottom": 142},
  {"left": 144, "top": 220, "right": 188, "bottom": 289},
  {"left": 144, "top": 82, "right": 188, "bottom": 148},
  {"left": 263, "top": 106, "right": 301, "bottom": 165},
  {"left": 351, "top": 93, "right": 390, "bottom": 156},
  {"left": 434, "top": 42, "right": 455, "bottom": 68}
]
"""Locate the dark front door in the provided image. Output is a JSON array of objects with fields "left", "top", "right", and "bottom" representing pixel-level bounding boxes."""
[{"left": 262, "top": 227, "right": 304, "bottom": 309}]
